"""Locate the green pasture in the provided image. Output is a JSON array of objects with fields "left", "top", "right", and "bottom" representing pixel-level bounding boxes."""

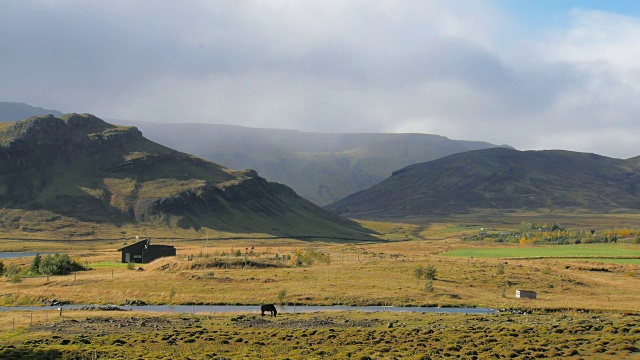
[
  {"left": 442, "top": 244, "right": 640, "bottom": 262},
  {"left": 87, "top": 261, "right": 128, "bottom": 269}
]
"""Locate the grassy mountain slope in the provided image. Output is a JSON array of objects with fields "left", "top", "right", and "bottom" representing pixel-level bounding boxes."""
[
  {"left": 0, "top": 102, "right": 63, "bottom": 122},
  {"left": 125, "top": 121, "right": 507, "bottom": 205},
  {"left": 326, "top": 147, "right": 640, "bottom": 218},
  {"left": 0, "top": 114, "right": 374, "bottom": 240}
]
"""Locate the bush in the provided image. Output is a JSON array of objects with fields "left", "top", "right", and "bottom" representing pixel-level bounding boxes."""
[
  {"left": 31, "top": 253, "right": 42, "bottom": 275},
  {"left": 295, "top": 249, "right": 331, "bottom": 266},
  {"left": 37, "top": 253, "right": 86, "bottom": 276},
  {"left": 5, "top": 264, "right": 26, "bottom": 282},
  {"left": 278, "top": 289, "right": 287, "bottom": 304},
  {"left": 0, "top": 261, "right": 4, "bottom": 276},
  {"left": 424, "top": 265, "right": 437, "bottom": 280},
  {"left": 424, "top": 279, "right": 434, "bottom": 293},
  {"left": 415, "top": 264, "right": 437, "bottom": 280}
]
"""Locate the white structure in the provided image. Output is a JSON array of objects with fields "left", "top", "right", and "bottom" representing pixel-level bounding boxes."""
[{"left": 516, "top": 290, "right": 537, "bottom": 299}]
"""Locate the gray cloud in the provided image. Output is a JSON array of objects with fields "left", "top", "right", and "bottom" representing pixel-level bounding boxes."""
[{"left": 1, "top": 1, "right": 639, "bottom": 158}]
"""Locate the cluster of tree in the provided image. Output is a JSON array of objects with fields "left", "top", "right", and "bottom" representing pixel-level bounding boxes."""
[
  {"left": 467, "top": 222, "right": 640, "bottom": 245},
  {"left": 30, "top": 253, "right": 87, "bottom": 276}
]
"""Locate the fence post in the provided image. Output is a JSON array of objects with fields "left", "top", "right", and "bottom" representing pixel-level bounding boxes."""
[{"left": 12, "top": 318, "right": 15, "bottom": 332}]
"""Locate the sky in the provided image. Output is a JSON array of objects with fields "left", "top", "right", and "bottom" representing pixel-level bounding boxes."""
[{"left": 2, "top": 1, "right": 640, "bottom": 159}]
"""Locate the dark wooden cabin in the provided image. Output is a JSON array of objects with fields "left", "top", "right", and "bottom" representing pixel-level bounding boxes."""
[{"left": 117, "top": 238, "right": 176, "bottom": 264}]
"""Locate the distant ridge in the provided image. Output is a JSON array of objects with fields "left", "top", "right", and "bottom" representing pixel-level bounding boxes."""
[
  {"left": 326, "top": 147, "right": 640, "bottom": 218},
  {"left": 124, "top": 121, "right": 510, "bottom": 205},
  {"left": 0, "top": 102, "right": 63, "bottom": 122},
  {"left": 0, "top": 113, "right": 374, "bottom": 240}
]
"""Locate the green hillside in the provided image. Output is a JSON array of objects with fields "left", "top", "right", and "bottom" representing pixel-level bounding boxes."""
[
  {"left": 326, "top": 148, "right": 640, "bottom": 218},
  {"left": 0, "top": 114, "right": 374, "bottom": 240},
  {"left": 126, "top": 122, "right": 507, "bottom": 205}
]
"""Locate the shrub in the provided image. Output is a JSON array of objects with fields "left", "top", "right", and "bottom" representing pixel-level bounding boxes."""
[
  {"left": 424, "top": 265, "right": 437, "bottom": 280},
  {"left": 414, "top": 264, "right": 437, "bottom": 280},
  {"left": 5, "top": 264, "right": 26, "bottom": 282},
  {"left": 38, "top": 253, "right": 86, "bottom": 276},
  {"left": 278, "top": 289, "right": 287, "bottom": 304},
  {"left": 127, "top": 262, "right": 135, "bottom": 270},
  {"left": 496, "top": 263, "right": 505, "bottom": 275},
  {"left": 295, "top": 249, "right": 331, "bottom": 266},
  {"left": 30, "top": 253, "right": 42, "bottom": 275},
  {"left": 424, "top": 279, "right": 434, "bottom": 293},
  {"left": 0, "top": 260, "right": 4, "bottom": 276}
]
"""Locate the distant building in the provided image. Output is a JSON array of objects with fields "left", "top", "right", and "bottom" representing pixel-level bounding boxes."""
[
  {"left": 117, "top": 238, "right": 176, "bottom": 264},
  {"left": 515, "top": 290, "right": 537, "bottom": 299}
]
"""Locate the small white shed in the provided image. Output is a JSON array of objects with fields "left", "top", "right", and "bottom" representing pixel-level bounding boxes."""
[{"left": 515, "top": 290, "right": 537, "bottom": 299}]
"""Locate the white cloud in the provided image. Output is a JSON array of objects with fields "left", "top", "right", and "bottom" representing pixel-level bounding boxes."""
[{"left": 1, "top": 1, "right": 640, "bottom": 158}]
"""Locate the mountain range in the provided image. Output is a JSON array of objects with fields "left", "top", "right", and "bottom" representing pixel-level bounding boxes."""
[
  {"left": 0, "top": 102, "right": 63, "bottom": 122},
  {"left": 326, "top": 147, "right": 640, "bottom": 218},
  {"left": 0, "top": 113, "right": 373, "bottom": 239},
  {"left": 0, "top": 103, "right": 509, "bottom": 206},
  {"left": 125, "top": 121, "right": 506, "bottom": 205}
]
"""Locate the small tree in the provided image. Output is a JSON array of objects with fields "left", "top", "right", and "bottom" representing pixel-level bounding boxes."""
[
  {"left": 5, "top": 264, "right": 24, "bottom": 282},
  {"left": 414, "top": 264, "right": 437, "bottom": 280},
  {"left": 31, "top": 253, "right": 42, "bottom": 275},
  {"left": 0, "top": 261, "right": 4, "bottom": 276},
  {"left": 423, "top": 265, "right": 437, "bottom": 280},
  {"left": 424, "top": 279, "right": 434, "bottom": 293},
  {"left": 277, "top": 289, "right": 287, "bottom": 304}
]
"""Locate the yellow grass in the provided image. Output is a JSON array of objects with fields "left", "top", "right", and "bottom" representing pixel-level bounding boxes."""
[{"left": 2, "top": 237, "right": 639, "bottom": 311}]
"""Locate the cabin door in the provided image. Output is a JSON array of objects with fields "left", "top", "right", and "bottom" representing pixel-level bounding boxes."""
[{"left": 125, "top": 253, "right": 130, "bottom": 263}]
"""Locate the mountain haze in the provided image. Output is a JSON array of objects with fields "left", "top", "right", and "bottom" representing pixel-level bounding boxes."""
[
  {"left": 326, "top": 148, "right": 640, "bottom": 218},
  {"left": 125, "top": 121, "right": 507, "bottom": 205},
  {"left": 0, "top": 102, "right": 63, "bottom": 122},
  {"left": 0, "top": 114, "right": 373, "bottom": 239}
]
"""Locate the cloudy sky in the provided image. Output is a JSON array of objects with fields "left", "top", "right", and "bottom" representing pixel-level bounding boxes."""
[{"left": 2, "top": 1, "right": 640, "bottom": 158}]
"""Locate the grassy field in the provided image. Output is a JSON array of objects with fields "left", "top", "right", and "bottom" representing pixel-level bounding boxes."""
[
  {"left": 442, "top": 243, "right": 640, "bottom": 262},
  {"left": 1, "top": 309, "right": 639, "bottom": 359},
  {"left": 1, "top": 219, "right": 639, "bottom": 358}
]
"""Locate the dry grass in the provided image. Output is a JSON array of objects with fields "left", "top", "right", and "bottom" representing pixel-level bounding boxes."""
[
  {"left": 1, "top": 220, "right": 639, "bottom": 358},
  {"left": 2, "top": 237, "right": 639, "bottom": 311}
]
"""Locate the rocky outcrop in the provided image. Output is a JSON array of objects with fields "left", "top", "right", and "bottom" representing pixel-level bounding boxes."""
[
  {"left": 0, "top": 113, "right": 374, "bottom": 239},
  {"left": 4, "top": 113, "right": 142, "bottom": 154}
]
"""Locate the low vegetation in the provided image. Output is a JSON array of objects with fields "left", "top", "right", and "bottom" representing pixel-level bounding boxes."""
[
  {"left": 1, "top": 310, "right": 639, "bottom": 359},
  {"left": 0, "top": 218, "right": 639, "bottom": 358},
  {"left": 466, "top": 221, "right": 640, "bottom": 245}
]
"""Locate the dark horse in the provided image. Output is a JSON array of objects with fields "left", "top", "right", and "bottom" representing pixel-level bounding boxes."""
[{"left": 261, "top": 304, "right": 277, "bottom": 317}]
